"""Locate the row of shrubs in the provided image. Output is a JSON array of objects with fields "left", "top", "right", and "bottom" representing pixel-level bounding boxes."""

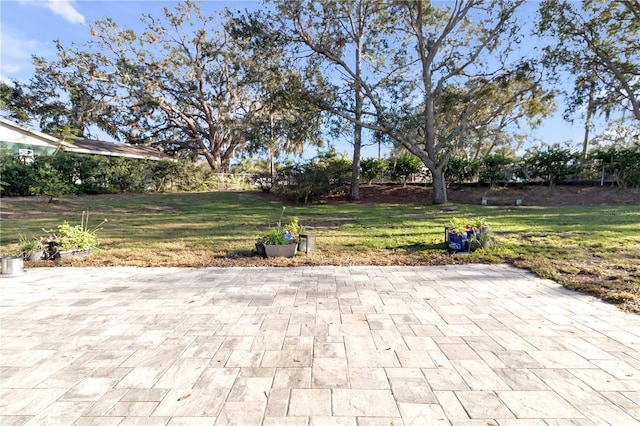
[
  {"left": 2, "top": 143, "right": 638, "bottom": 201},
  {"left": 0, "top": 148, "right": 427, "bottom": 201},
  {"left": 0, "top": 150, "right": 251, "bottom": 198},
  {"left": 265, "top": 144, "right": 640, "bottom": 203},
  {"left": 448, "top": 145, "right": 640, "bottom": 189}
]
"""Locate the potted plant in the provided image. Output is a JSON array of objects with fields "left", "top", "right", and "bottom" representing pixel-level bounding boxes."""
[
  {"left": 256, "top": 207, "right": 302, "bottom": 258},
  {"left": 467, "top": 217, "right": 493, "bottom": 251},
  {"left": 445, "top": 217, "right": 492, "bottom": 253},
  {"left": 19, "top": 234, "right": 45, "bottom": 261},
  {"left": 43, "top": 212, "right": 106, "bottom": 259}
]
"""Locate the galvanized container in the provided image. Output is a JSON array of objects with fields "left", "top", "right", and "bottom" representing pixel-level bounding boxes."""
[{"left": 1, "top": 256, "right": 25, "bottom": 277}]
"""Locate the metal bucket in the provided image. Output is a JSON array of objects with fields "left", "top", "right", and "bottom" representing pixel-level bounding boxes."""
[{"left": 1, "top": 256, "right": 25, "bottom": 277}]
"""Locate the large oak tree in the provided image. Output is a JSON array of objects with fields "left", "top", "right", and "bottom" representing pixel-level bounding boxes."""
[{"left": 25, "top": 1, "right": 321, "bottom": 171}]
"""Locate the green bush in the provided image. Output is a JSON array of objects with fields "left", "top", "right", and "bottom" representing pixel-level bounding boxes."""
[
  {"left": 272, "top": 150, "right": 352, "bottom": 203},
  {"left": 387, "top": 154, "right": 423, "bottom": 182},
  {"left": 74, "top": 154, "right": 111, "bottom": 194},
  {"left": 29, "top": 159, "right": 76, "bottom": 201},
  {"left": 0, "top": 149, "right": 226, "bottom": 197},
  {"left": 592, "top": 144, "right": 640, "bottom": 189},
  {"left": 0, "top": 149, "right": 35, "bottom": 196},
  {"left": 361, "top": 158, "right": 387, "bottom": 184},
  {"left": 55, "top": 222, "right": 100, "bottom": 251},
  {"left": 447, "top": 156, "right": 479, "bottom": 186},
  {"left": 478, "top": 154, "right": 514, "bottom": 187},
  {"left": 106, "top": 157, "right": 148, "bottom": 193},
  {"left": 523, "top": 146, "right": 581, "bottom": 186}
]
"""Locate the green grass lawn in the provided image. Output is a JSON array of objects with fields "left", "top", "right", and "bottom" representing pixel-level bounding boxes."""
[{"left": 1, "top": 190, "right": 639, "bottom": 312}]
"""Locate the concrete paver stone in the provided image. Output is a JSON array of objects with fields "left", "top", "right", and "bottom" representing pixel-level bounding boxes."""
[{"left": 1, "top": 264, "right": 639, "bottom": 425}]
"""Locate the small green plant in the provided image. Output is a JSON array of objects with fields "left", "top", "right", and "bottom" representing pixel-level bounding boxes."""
[
  {"left": 446, "top": 217, "right": 493, "bottom": 252},
  {"left": 44, "top": 211, "right": 107, "bottom": 256},
  {"left": 56, "top": 222, "right": 99, "bottom": 251},
  {"left": 447, "top": 217, "right": 473, "bottom": 236},
  {"left": 19, "top": 233, "right": 38, "bottom": 252},
  {"left": 259, "top": 207, "right": 303, "bottom": 246},
  {"left": 264, "top": 229, "right": 287, "bottom": 245},
  {"left": 19, "top": 233, "right": 46, "bottom": 260},
  {"left": 284, "top": 216, "right": 304, "bottom": 236}
]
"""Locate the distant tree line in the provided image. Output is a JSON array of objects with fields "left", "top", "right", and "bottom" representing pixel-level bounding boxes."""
[
  {"left": 2, "top": 0, "right": 637, "bottom": 205},
  {"left": 260, "top": 144, "right": 640, "bottom": 204},
  {"left": 2, "top": 143, "right": 638, "bottom": 202},
  {"left": 447, "top": 144, "right": 640, "bottom": 189}
]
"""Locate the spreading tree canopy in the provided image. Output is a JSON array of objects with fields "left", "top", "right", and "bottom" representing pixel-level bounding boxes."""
[
  {"left": 19, "top": 1, "right": 323, "bottom": 171},
  {"left": 274, "top": 0, "right": 554, "bottom": 204},
  {"left": 538, "top": 0, "right": 640, "bottom": 122},
  {"left": 538, "top": 0, "right": 640, "bottom": 157}
]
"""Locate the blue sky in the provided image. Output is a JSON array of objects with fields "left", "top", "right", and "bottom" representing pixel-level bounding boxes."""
[{"left": 0, "top": 0, "right": 590, "bottom": 160}]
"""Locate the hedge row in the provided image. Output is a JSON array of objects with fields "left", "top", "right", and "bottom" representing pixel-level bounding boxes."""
[
  {"left": 263, "top": 145, "right": 640, "bottom": 203},
  {"left": 3, "top": 143, "right": 637, "bottom": 201},
  {"left": 0, "top": 150, "right": 248, "bottom": 198},
  {"left": 447, "top": 145, "right": 640, "bottom": 189}
]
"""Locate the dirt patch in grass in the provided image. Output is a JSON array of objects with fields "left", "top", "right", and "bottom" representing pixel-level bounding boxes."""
[
  {"left": 316, "top": 184, "right": 640, "bottom": 207},
  {"left": 514, "top": 256, "right": 640, "bottom": 313}
]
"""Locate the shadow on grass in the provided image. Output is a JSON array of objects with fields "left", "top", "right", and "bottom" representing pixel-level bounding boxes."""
[
  {"left": 227, "top": 249, "right": 257, "bottom": 258},
  {"left": 396, "top": 242, "right": 445, "bottom": 252}
]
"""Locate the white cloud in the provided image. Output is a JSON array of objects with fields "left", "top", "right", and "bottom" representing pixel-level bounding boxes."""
[
  {"left": 20, "top": 0, "right": 85, "bottom": 25},
  {"left": 0, "top": 29, "right": 42, "bottom": 81},
  {"left": 45, "top": 0, "right": 85, "bottom": 25},
  {"left": 3, "top": 64, "right": 23, "bottom": 74},
  {"left": 1, "top": 31, "right": 39, "bottom": 59}
]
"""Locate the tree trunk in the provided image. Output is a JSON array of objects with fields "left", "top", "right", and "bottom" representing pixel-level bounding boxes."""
[
  {"left": 583, "top": 66, "right": 596, "bottom": 160},
  {"left": 350, "top": 129, "right": 361, "bottom": 201},
  {"left": 431, "top": 168, "right": 448, "bottom": 204},
  {"left": 349, "top": 10, "right": 364, "bottom": 202},
  {"left": 350, "top": 72, "right": 362, "bottom": 200},
  {"left": 203, "top": 151, "right": 222, "bottom": 171}
]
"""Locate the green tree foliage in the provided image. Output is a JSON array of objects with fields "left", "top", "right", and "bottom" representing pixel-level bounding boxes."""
[
  {"left": 26, "top": 56, "right": 114, "bottom": 139},
  {"left": 538, "top": 0, "right": 640, "bottom": 123},
  {"left": 521, "top": 145, "right": 582, "bottom": 186},
  {"left": 0, "top": 151, "right": 229, "bottom": 197},
  {"left": 0, "top": 81, "right": 31, "bottom": 123},
  {"left": 592, "top": 120, "right": 640, "bottom": 148},
  {"left": 0, "top": 149, "right": 35, "bottom": 196},
  {"left": 29, "top": 159, "right": 76, "bottom": 202},
  {"left": 271, "top": 149, "right": 352, "bottom": 203},
  {"left": 274, "top": 0, "right": 552, "bottom": 204},
  {"left": 478, "top": 154, "right": 515, "bottom": 187},
  {"left": 26, "top": 1, "right": 321, "bottom": 171},
  {"left": 271, "top": 0, "right": 393, "bottom": 201},
  {"left": 447, "top": 156, "right": 479, "bottom": 187},
  {"left": 387, "top": 154, "right": 423, "bottom": 183},
  {"left": 592, "top": 144, "right": 640, "bottom": 189},
  {"left": 1, "top": 67, "right": 114, "bottom": 139},
  {"left": 438, "top": 81, "right": 554, "bottom": 162},
  {"left": 360, "top": 158, "right": 387, "bottom": 184},
  {"left": 226, "top": 9, "right": 326, "bottom": 165}
]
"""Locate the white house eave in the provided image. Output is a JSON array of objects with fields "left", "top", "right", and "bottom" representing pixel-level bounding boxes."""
[
  {"left": 0, "top": 117, "right": 64, "bottom": 145},
  {"left": 64, "top": 147, "right": 165, "bottom": 160}
]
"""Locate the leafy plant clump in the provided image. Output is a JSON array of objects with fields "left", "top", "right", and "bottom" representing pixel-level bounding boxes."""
[
  {"left": 56, "top": 222, "right": 99, "bottom": 251},
  {"left": 264, "top": 229, "right": 288, "bottom": 245},
  {"left": 259, "top": 207, "right": 304, "bottom": 246},
  {"left": 446, "top": 217, "right": 493, "bottom": 252},
  {"left": 43, "top": 211, "right": 107, "bottom": 257},
  {"left": 18, "top": 233, "right": 47, "bottom": 260},
  {"left": 19, "top": 233, "right": 39, "bottom": 252}
]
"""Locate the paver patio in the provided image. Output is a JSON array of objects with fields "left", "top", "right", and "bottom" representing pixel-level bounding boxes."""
[{"left": 1, "top": 264, "right": 639, "bottom": 425}]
